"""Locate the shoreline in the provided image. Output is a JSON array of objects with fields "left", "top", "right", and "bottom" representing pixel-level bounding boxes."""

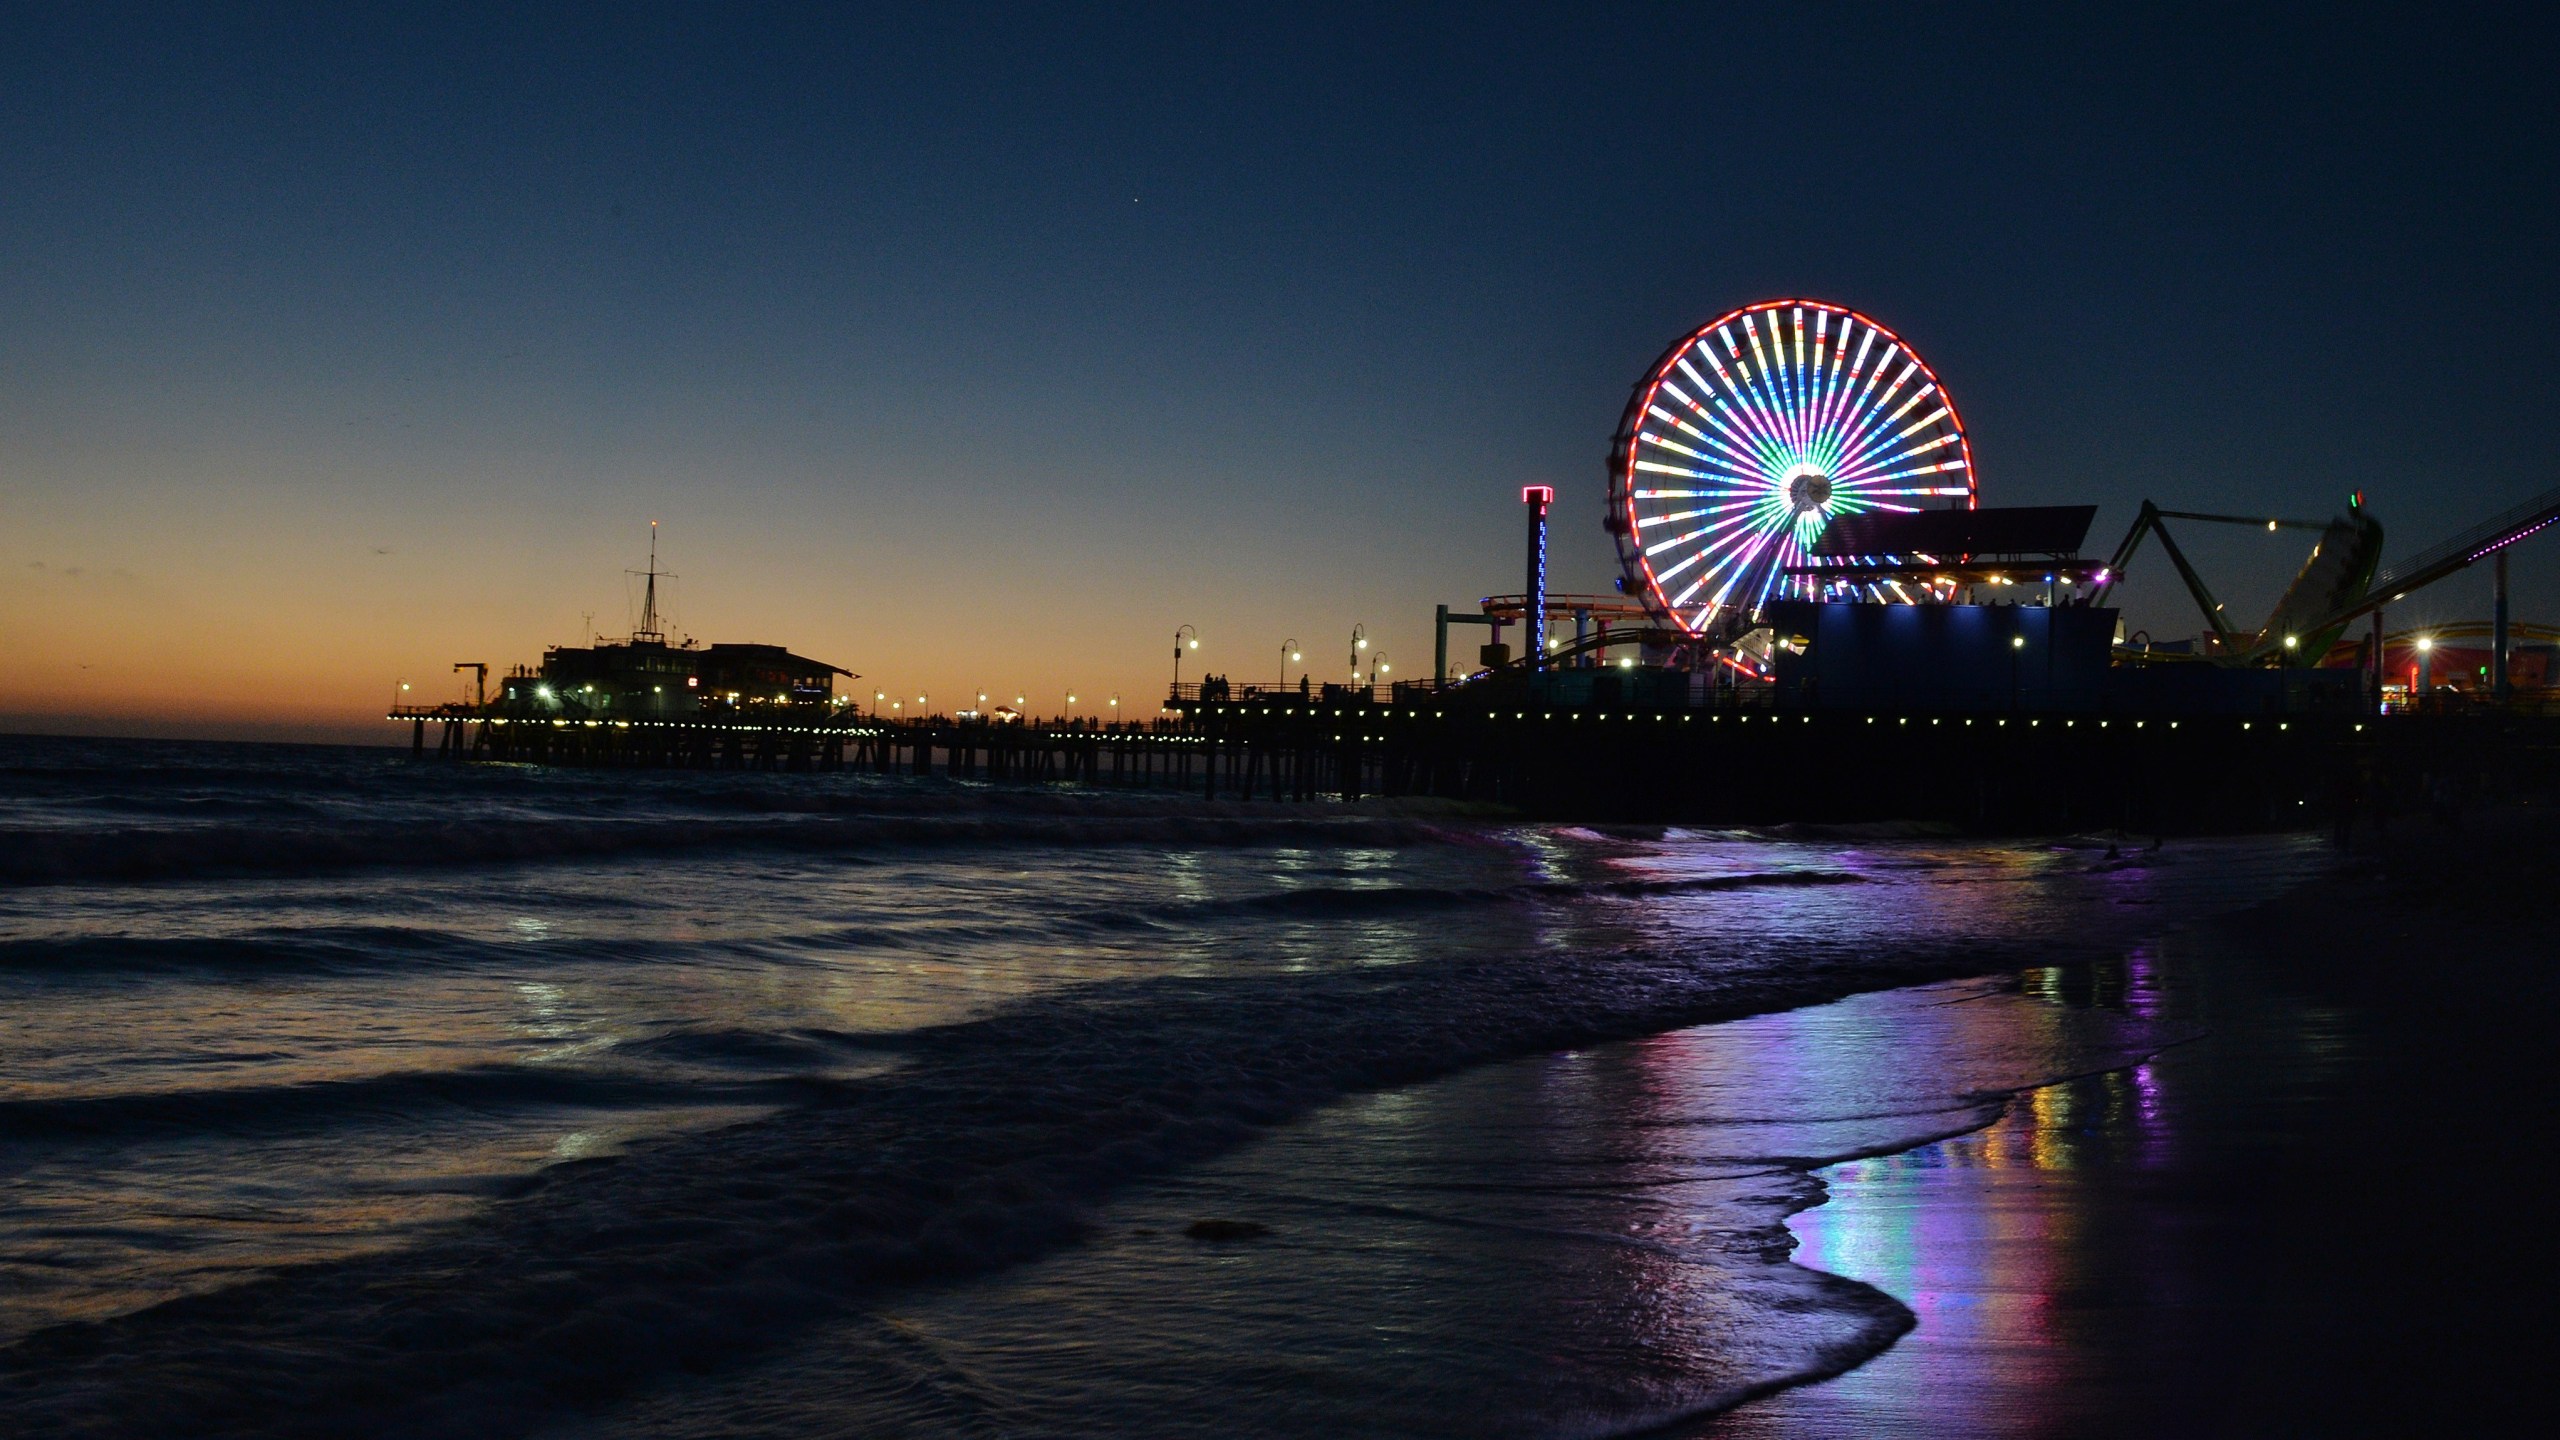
[{"left": 1704, "top": 803, "right": 2560, "bottom": 1436}]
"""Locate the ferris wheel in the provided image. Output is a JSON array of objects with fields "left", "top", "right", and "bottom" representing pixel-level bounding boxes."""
[{"left": 1606, "top": 299, "right": 1977, "bottom": 639}]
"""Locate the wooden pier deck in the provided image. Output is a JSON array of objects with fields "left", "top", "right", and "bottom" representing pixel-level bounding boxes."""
[{"left": 390, "top": 688, "right": 2559, "bottom": 832}]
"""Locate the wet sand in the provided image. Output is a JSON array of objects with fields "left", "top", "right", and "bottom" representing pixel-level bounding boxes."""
[{"left": 1706, "top": 806, "right": 2560, "bottom": 1437}]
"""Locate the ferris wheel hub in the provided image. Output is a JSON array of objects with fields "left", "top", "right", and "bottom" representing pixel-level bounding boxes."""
[{"left": 1785, "top": 467, "right": 1833, "bottom": 513}]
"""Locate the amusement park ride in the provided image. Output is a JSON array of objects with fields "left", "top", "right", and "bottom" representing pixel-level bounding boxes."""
[{"left": 1450, "top": 296, "right": 2560, "bottom": 706}]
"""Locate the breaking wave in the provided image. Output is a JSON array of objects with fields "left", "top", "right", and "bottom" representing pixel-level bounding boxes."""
[
  {"left": 1105, "top": 870, "right": 1868, "bottom": 925},
  {"left": 0, "top": 810, "right": 1481, "bottom": 888},
  {"left": 0, "top": 1064, "right": 804, "bottom": 1144},
  {"left": 0, "top": 923, "right": 2096, "bottom": 1438}
]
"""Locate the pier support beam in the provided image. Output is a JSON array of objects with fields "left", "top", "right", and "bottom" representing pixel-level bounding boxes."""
[{"left": 2495, "top": 549, "right": 2512, "bottom": 701}]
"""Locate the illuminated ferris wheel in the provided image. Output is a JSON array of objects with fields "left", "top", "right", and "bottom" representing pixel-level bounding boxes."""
[{"left": 1606, "top": 299, "right": 1978, "bottom": 639}]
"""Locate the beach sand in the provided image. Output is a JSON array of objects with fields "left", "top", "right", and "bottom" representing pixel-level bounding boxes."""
[{"left": 1704, "top": 804, "right": 2560, "bottom": 1437}]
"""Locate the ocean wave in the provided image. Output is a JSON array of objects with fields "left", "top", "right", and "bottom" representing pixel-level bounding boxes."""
[
  {"left": 1084, "top": 869, "right": 1867, "bottom": 929},
  {"left": 0, "top": 927, "right": 476, "bottom": 977},
  {"left": 610, "top": 1026, "right": 913, "bottom": 1069},
  {"left": 0, "top": 1063, "right": 801, "bottom": 1144},
  {"left": 0, "top": 920, "right": 2100, "bottom": 1437},
  {"left": 0, "top": 810, "right": 1483, "bottom": 888}
]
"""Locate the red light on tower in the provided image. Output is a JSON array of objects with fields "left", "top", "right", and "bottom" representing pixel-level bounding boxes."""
[{"left": 1523, "top": 485, "right": 1554, "bottom": 508}]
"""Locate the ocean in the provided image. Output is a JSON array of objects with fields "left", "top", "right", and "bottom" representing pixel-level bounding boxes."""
[{"left": 0, "top": 733, "right": 2330, "bottom": 1437}]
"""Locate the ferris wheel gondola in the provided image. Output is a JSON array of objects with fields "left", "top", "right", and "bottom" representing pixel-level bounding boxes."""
[{"left": 1605, "top": 299, "right": 1978, "bottom": 640}]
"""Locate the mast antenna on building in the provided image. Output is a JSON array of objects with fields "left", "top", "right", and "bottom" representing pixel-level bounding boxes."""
[{"left": 630, "top": 520, "right": 675, "bottom": 643}]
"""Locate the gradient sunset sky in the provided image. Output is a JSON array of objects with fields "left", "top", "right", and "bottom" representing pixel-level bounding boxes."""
[{"left": 5, "top": 6, "right": 2553, "bottom": 741}]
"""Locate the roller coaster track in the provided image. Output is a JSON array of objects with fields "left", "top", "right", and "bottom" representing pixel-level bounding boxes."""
[{"left": 2309, "top": 482, "right": 2560, "bottom": 635}]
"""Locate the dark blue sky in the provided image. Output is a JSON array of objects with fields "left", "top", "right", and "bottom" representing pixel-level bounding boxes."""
[{"left": 4, "top": 5, "right": 2553, "bottom": 732}]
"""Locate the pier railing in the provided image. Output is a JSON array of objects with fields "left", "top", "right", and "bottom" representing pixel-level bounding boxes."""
[{"left": 1167, "top": 681, "right": 1397, "bottom": 705}]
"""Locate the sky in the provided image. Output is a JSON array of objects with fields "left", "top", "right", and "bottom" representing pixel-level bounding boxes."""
[{"left": 4, "top": 4, "right": 2555, "bottom": 742}]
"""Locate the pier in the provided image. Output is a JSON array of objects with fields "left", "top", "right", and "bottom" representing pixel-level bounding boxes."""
[
  {"left": 383, "top": 311, "right": 2560, "bottom": 835},
  {"left": 392, "top": 683, "right": 2560, "bottom": 834}
]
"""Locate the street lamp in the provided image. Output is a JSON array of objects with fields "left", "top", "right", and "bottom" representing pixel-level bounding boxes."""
[
  {"left": 1370, "top": 655, "right": 1390, "bottom": 687},
  {"left": 2416, "top": 634, "right": 2434, "bottom": 694},
  {"left": 1281, "top": 638, "right": 1300, "bottom": 689},
  {"left": 1174, "top": 624, "right": 1199, "bottom": 691},
  {"left": 874, "top": 689, "right": 885, "bottom": 717},
  {"left": 1349, "top": 623, "right": 1368, "bottom": 683}
]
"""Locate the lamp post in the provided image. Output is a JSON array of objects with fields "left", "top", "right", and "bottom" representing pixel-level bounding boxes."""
[
  {"left": 1370, "top": 655, "right": 1390, "bottom": 688},
  {"left": 2281, "top": 634, "right": 2297, "bottom": 714},
  {"left": 2416, "top": 635, "right": 2433, "bottom": 696},
  {"left": 1281, "top": 638, "right": 1300, "bottom": 689},
  {"left": 2010, "top": 631, "right": 2025, "bottom": 711},
  {"left": 1350, "top": 624, "right": 1368, "bottom": 686},
  {"left": 1173, "top": 625, "right": 1198, "bottom": 692}
]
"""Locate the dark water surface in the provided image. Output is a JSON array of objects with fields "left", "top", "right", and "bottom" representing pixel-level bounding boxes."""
[{"left": 0, "top": 735, "right": 2331, "bottom": 1437}]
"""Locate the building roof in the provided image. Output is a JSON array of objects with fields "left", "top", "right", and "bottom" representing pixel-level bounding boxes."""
[
  {"left": 698, "top": 643, "right": 855, "bottom": 678},
  {"left": 1811, "top": 505, "right": 2097, "bottom": 559}
]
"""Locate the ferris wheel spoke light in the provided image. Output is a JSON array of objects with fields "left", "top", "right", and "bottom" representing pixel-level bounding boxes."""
[
  {"left": 1719, "top": 357, "right": 1801, "bottom": 455},
  {"left": 1680, "top": 412, "right": 1781, "bottom": 473},
  {"left": 1835, "top": 359, "right": 1918, "bottom": 458},
  {"left": 1645, "top": 400, "right": 1718, "bottom": 447},
  {"left": 1638, "top": 430, "right": 1715, "bottom": 464},
  {"left": 1639, "top": 500, "right": 1756, "bottom": 529},
  {"left": 1644, "top": 446, "right": 1765, "bottom": 484},
  {"left": 1882, "top": 385, "right": 1938, "bottom": 429},
  {"left": 1659, "top": 555, "right": 1712, "bottom": 593},
  {"left": 1834, "top": 434, "right": 1964, "bottom": 484},
  {"left": 1634, "top": 459, "right": 1716, "bottom": 480}
]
